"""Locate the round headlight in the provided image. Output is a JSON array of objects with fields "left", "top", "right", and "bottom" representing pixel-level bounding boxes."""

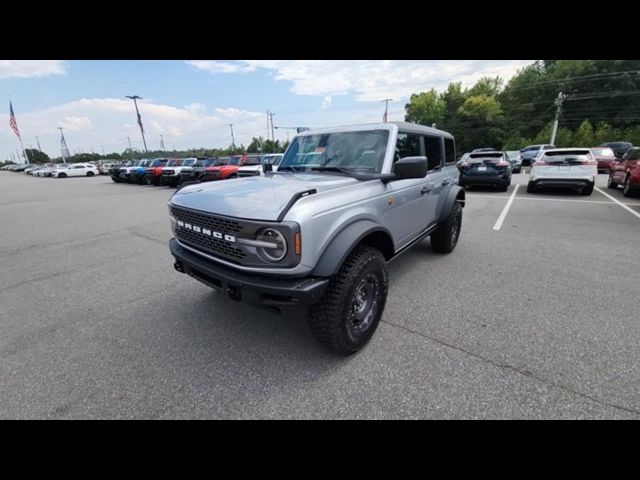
[{"left": 257, "top": 228, "right": 287, "bottom": 262}]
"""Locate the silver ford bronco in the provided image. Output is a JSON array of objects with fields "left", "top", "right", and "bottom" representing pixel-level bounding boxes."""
[{"left": 169, "top": 121, "right": 465, "bottom": 353}]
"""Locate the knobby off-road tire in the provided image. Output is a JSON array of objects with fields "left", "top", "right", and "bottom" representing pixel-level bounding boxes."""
[
  {"left": 308, "top": 246, "right": 388, "bottom": 354},
  {"left": 430, "top": 201, "right": 462, "bottom": 253}
]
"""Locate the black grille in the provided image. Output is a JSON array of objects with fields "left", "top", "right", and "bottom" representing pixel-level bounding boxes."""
[
  {"left": 171, "top": 206, "right": 244, "bottom": 233},
  {"left": 171, "top": 206, "right": 246, "bottom": 262},
  {"left": 162, "top": 169, "right": 175, "bottom": 176},
  {"left": 176, "top": 228, "right": 246, "bottom": 261}
]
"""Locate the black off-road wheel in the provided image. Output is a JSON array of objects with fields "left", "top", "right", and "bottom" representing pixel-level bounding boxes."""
[
  {"left": 58, "top": 172, "right": 67, "bottom": 178},
  {"left": 86, "top": 171, "right": 94, "bottom": 177},
  {"left": 111, "top": 176, "right": 120, "bottom": 183},
  {"left": 308, "top": 246, "right": 388, "bottom": 354},
  {"left": 527, "top": 181, "right": 536, "bottom": 193},
  {"left": 430, "top": 201, "right": 462, "bottom": 253},
  {"left": 607, "top": 174, "right": 618, "bottom": 189},
  {"left": 581, "top": 183, "right": 594, "bottom": 196}
]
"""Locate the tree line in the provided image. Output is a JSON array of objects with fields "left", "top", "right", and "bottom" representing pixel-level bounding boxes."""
[{"left": 404, "top": 60, "right": 640, "bottom": 153}]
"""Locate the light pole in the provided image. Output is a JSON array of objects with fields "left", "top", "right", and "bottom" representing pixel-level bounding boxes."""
[
  {"left": 229, "top": 123, "right": 236, "bottom": 150},
  {"left": 380, "top": 98, "right": 393, "bottom": 122},
  {"left": 126, "top": 95, "right": 148, "bottom": 153},
  {"left": 127, "top": 136, "right": 134, "bottom": 160},
  {"left": 35, "top": 136, "right": 42, "bottom": 151}
]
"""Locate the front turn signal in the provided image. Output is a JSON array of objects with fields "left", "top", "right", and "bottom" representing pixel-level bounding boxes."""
[{"left": 294, "top": 232, "right": 301, "bottom": 255}]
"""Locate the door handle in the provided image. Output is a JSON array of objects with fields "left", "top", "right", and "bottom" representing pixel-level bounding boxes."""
[
  {"left": 442, "top": 179, "right": 451, "bottom": 186},
  {"left": 420, "top": 186, "right": 431, "bottom": 195}
]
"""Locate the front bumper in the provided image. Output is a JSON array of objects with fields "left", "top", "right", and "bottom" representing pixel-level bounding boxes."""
[
  {"left": 170, "top": 238, "right": 328, "bottom": 311},
  {"left": 160, "top": 175, "right": 180, "bottom": 186}
]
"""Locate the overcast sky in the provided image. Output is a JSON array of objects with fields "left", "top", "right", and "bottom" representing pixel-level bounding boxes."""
[{"left": 0, "top": 60, "right": 534, "bottom": 160}]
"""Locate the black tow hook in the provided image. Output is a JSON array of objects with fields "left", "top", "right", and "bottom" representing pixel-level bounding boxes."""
[{"left": 174, "top": 261, "right": 185, "bottom": 273}]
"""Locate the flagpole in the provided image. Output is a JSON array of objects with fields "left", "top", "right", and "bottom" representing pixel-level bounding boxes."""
[{"left": 18, "top": 136, "right": 30, "bottom": 164}]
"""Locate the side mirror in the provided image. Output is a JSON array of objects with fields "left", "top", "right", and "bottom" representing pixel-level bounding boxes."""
[
  {"left": 263, "top": 162, "right": 273, "bottom": 173},
  {"left": 394, "top": 156, "right": 428, "bottom": 179}
]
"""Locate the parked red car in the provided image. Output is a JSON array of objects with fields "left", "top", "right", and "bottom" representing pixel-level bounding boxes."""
[
  {"left": 590, "top": 147, "right": 617, "bottom": 173},
  {"left": 607, "top": 147, "right": 640, "bottom": 196},
  {"left": 201, "top": 154, "right": 262, "bottom": 181}
]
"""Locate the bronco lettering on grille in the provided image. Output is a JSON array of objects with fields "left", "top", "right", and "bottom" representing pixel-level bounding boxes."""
[{"left": 176, "top": 220, "right": 236, "bottom": 243}]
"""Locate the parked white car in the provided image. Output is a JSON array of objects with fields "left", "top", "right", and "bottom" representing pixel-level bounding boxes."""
[
  {"left": 51, "top": 163, "right": 100, "bottom": 178},
  {"left": 238, "top": 154, "right": 284, "bottom": 177},
  {"left": 527, "top": 148, "right": 597, "bottom": 195}
]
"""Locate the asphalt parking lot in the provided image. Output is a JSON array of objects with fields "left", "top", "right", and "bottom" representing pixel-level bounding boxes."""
[{"left": 1, "top": 171, "right": 639, "bottom": 419}]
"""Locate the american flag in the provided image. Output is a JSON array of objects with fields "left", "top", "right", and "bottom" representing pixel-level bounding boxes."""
[
  {"left": 137, "top": 111, "right": 144, "bottom": 134},
  {"left": 9, "top": 101, "right": 21, "bottom": 138}
]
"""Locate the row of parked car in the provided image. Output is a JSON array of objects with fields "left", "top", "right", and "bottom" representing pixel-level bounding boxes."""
[
  {"left": 456, "top": 143, "right": 640, "bottom": 197},
  {"left": 109, "top": 153, "right": 284, "bottom": 187},
  {"left": 4, "top": 162, "right": 101, "bottom": 177}
]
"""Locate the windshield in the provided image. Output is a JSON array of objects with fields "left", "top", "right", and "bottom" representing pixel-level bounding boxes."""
[
  {"left": 591, "top": 148, "right": 615, "bottom": 157},
  {"left": 279, "top": 130, "right": 389, "bottom": 174},
  {"left": 262, "top": 155, "right": 284, "bottom": 166},
  {"left": 228, "top": 156, "right": 242, "bottom": 166},
  {"left": 244, "top": 156, "right": 261, "bottom": 166},
  {"left": 182, "top": 159, "right": 196, "bottom": 167},
  {"left": 507, "top": 151, "right": 520, "bottom": 159}
]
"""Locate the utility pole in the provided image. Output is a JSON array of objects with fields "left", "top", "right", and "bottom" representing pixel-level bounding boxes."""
[
  {"left": 267, "top": 110, "right": 271, "bottom": 141},
  {"left": 127, "top": 136, "right": 134, "bottom": 160},
  {"left": 229, "top": 123, "right": 236, "bottom": 150},
  {"left": 101, "top": 145, "right": 105, "bottom": 156},
  {"left": 58, "top": 127, "right": 70, "bottom": 162},
  {"left": 269, "top": 111, "right": 276, "bottom": 142},
  {"left": 380, "top": 98, "right": 393, "bottom": 122},
  {"left": 35, "top": 136, "right": 42, "bottom": 151},
  {"left": 125, "top": 95, "right": 148, "bottom": 153},
  {"left": 550, "top": 92, "right": 568, "bottom": 145},
  {"left": 160, "top": 134, "right": 166, "bottom": 151}
]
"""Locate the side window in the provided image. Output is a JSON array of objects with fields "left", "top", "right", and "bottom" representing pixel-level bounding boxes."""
[
  {"left": 395, "top": 132, "right": 421, "bottom": 161},
  {"left": 423, "top": 135, "right": 443, "bottom": 170},
  {"left": 444, "top": 138, "right": 456, "bottom": 164}
]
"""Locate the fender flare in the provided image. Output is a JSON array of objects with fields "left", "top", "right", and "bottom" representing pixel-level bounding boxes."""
[
  {"left": 437, "top": 185, "right": 465, "bottom": 224},
  {"left": 312, "top": 221, "right": 393, "bottom": 277}
]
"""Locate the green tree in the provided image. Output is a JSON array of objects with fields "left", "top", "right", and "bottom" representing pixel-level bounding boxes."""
[
  {"left": 467, "top": 76, "right": 503, "bottom": 97},
  {"left": 572, "top": 120, "right": 594, "bottom": 147},
  {"left": 404, "top": 89, "right": 445, "bottom": 126},
  {"left": 554, "top": 127, "right": 574, "bottom": 148},
  {"left": 457, "top": 95, "right": 502, "bottom": 121},
  {"left": 24, "top": 149, "right": 51, "bottom": 164},
  {"left": 593, "top": 122, "right": 615, "bottom": 145}
]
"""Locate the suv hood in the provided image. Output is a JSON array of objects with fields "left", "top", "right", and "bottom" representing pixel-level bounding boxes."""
[{"left": 170, "top": 173, "right": 360, "bottom": 221}]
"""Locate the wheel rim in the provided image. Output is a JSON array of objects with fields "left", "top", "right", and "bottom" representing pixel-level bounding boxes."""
[
  {"left": 450, "top": 206, "right": 462, "bottom": 245},
  {"left": 349, "top": 273, "right": 379, "bottom": 334}
]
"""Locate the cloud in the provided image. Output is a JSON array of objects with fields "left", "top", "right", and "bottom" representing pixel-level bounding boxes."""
[
  {"left": 190, "top": 60, "right": 534, "bottom": 102},
  {"left": 0, "top": 60, "right": 68, "bottom": 80},
  {"left": 186, "top": 60, "right": 256, "bottom": 74},
  {"left": 1, "top": 97, "right": 273, "bottom": 159}
]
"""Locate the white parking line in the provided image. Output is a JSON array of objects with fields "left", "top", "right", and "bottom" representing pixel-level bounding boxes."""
[
  {"left": 594, "top": 187, "right": 640, "bottom": 220},
  {"left": 466, "top": 194, "right": 640, "bottom": 206},
  {"left": 492, "top": 184, "right": 519, "bottom": 231}
]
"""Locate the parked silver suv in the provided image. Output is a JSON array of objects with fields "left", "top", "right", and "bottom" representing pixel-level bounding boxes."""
[{"left": 168, "top": 122, "right": 465, "bottom": 353}]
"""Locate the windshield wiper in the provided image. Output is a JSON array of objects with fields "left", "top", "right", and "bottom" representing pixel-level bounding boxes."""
[
  {"left": 277, "top": 165, "right": 305, "bottom": 172},
  {"left": 310, "top": 166, "right": 352, "bottom": 175}
]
